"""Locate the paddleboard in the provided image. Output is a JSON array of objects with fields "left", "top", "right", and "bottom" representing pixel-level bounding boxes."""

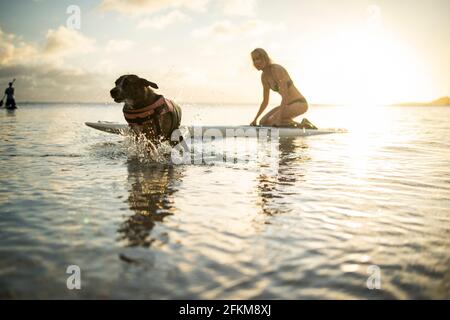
[{"left": 85, "top": 121, "right": 345, "bottom": 137}]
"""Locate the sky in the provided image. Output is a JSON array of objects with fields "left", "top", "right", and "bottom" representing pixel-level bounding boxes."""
[{"left": 0, "top": 0, "right": 449, "bottom": 104}]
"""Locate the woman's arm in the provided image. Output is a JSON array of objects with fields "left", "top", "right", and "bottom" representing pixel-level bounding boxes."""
[{"left": 251, "top": 76, "right": 270, "bottom": 125}]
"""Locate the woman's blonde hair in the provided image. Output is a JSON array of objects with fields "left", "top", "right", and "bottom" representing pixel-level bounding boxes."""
[{"left": 251, "top": 48, "right": 272, "bottom": 66}]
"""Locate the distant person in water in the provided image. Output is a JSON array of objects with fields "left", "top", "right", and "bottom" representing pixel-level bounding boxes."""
[
  {"left": 250, "top": 48, "right": 316, "bottom": 128},
  {"left": 1, "top": 82, "right": 16, "bottom": 109}
]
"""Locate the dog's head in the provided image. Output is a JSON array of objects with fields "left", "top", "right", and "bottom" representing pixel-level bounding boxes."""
[{"left": 110, "top": 75, "right": 159, "bottom": 104}]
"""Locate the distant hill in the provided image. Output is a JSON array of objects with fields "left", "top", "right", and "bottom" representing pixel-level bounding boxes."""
[
  {"left": 393, "top": 96, "right": 450, "bottom": 106},
  {"left": 430, "top": 96, "right": 450, "bottom": 106}
]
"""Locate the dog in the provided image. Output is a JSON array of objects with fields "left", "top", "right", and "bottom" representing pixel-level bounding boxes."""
[{"left": 110, "top": 74, "right": 182, "bottom": 145}]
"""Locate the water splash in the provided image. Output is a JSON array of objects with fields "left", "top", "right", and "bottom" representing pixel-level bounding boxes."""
[{"left": 122, "top": 132, "right": 173, "bottom": 164}]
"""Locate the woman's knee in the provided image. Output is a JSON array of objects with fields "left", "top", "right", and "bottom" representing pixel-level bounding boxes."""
[
  {"left": 259, "top": 113, "right": 268, "bottom": 123},
  {"left": 259, "top": 117, "right": 270, "bottom": 126},
  {"left": 263, "top": 114, "right": 279, "bottom": 126},
  {"left": 260, "top": 114, "right": 275, "bottom": 126},
  {"left": 259, "top": 113, "right": 273, "bottom": 125}
]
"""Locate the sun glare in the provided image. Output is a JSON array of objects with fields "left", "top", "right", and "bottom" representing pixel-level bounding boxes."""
[{"left": 297, "top": 23, "right": 430, "bottom": 106}]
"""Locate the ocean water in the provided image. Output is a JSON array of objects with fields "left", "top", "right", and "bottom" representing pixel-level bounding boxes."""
[{"left": 0, "top": 103, "right": 449, "bottom": 299}]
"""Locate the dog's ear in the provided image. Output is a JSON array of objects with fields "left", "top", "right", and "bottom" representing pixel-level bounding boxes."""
[{"left": 139, "top": 78, "right": 159, "bottom": 89}]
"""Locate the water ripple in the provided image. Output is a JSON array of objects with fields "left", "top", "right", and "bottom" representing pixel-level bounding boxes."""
[{"left": 1, "top": 104, "right": 450, "bottom": 299}]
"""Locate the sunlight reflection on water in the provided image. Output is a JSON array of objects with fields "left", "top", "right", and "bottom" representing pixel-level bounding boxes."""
[{"left": 0, "top": 103, "right": 449, "bottom": 299}]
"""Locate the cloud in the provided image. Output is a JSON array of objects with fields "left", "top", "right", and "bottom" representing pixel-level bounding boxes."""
[
  {"left": 137, "top": 10, "right": 191, "bottom": 29},
  {"left": 0, "top": 27, "right": 105, "bottom": 102},
  {"left": 219, "top": 0, "right": 257, "bottom": 16},
  {"left": 192, "top": 19, "right": 285, "bottom": 41},
  {"left": 44, "top": 26, "right": 96, "bottom": 57},
  {"left": 177, "top": 0, "right": 209, "bottom": 12},
  {"left": 147, "top": 45, "right": 166, "bottom": 54},
  {"left": 0, "top": 28, "right": 39, "bottom": 66},
  {"left": 105, "top": 39, "right": 135, "bottom": 52},
  {"left": 0, "top": 26, "right": 96, "bottom": 67},
  {"left": 0, "top": 63, "right": 109, "bottom": 102},
  {"left": 99, "top": 0, "right": 209, "bottom": 16},
  {"left": 0, "top": 64, "right": 92, "bottom": 85}
]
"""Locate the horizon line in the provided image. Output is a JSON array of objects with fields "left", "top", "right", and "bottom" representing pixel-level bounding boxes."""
[{"left": 13, "top": 101, "right": 450, "bottom": 107}]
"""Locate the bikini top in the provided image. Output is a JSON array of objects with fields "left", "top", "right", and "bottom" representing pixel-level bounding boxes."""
[{"left": 266, "top": 64, "right": 293, "bottom": 92}]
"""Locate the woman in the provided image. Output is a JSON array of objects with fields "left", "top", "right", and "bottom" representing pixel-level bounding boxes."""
[{"left": 250, "top": 48, "right": 315, "bottom": 128}]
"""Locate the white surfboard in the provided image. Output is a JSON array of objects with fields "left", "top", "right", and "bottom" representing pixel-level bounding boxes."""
[{"left": 85, "top": 121, "right": 345, "bottom": 137}]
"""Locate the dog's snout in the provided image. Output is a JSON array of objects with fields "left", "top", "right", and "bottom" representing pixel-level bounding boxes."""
[{"left": 110, "top": 87, "right": 119, "bottom": 98}]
